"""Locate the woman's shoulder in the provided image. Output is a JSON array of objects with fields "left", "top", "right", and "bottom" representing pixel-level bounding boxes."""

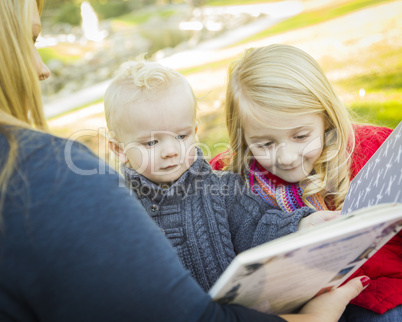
[
  {"left": 1, "top": 127, "right": 98, "bottom": 174},
  {"left": 3, "top": 127, "right": 107, "bottom": 200},
  {"left": 12, "top": 127, "right": 94, "bottom": 162}
]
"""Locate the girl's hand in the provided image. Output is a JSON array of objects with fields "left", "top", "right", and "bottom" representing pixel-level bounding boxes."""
[
  {"left": 298, "top": 210, "right": 341, "bottom": 231},
  {"left": 280, "top": 276, "right": 368, "bottom": 322}
]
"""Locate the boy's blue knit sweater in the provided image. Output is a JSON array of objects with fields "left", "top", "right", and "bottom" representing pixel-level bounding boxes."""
[{"left": 122, "top": 148, "right": 314, "bottom": 291}]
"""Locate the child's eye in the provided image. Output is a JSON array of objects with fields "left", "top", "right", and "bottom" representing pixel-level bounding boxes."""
[
  {"left": 145, "top": 140, "right": 158, "bottom": 147},
  {"left": 176, "top": 135, "right": 187, "bottom": 140},
  {"left": 258, "top": 142, "right": 273, "bottom": 149},
  {"left": 295, "top": 134, "right": 309, "bottom": 140}
]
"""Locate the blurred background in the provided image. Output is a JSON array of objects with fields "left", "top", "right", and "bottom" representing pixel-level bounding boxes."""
[{"left": 41, "top": 0, "right": 402, "bottom": 168}]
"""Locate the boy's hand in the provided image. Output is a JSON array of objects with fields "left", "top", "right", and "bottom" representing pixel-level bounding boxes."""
[{"left": 298, "top": 211, "right": 341, "bottom": 231}]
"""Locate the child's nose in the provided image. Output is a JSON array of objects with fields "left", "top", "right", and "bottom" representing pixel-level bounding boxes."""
[
  {"left": 276, "top": 145, "right": 298, "bottom": 166},
  {"left": 161, "top": 141, "right": 179, "bottom": 159}
]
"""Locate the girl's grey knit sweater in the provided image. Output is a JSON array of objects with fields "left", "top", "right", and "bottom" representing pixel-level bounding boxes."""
[{"left": 122, "top": 148, "right": 314, "bottom": 291}]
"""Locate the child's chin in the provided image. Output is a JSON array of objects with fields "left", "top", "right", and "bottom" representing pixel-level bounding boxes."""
[
  {"left": 277, "top": 172, "right": 306, "bottom": 184},
  {"left": 155, "top": 175, "right": 181, "bottom": 186}
]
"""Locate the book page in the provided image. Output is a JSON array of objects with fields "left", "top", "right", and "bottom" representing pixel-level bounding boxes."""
[
  {"left": 211, "top": 204, "right": 402, "bottom": 314},
  {"left": 342, "top": 121, "right": 402, "bottom": 214}
]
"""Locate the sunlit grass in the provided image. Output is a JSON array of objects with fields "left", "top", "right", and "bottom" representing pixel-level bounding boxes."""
[
  {"left": 111, "top": 8, "right": 176, "bottom": 28},
  {"left": 38, "top": 46, "right": 82, "bottom": 64},
  {"left": 198, "top": 109, "right": 229, "bottom": 159},
  {"left": 344, "top": 72, "right": 402, "bottom": 92},
  {"left": 206, "top": 0, "right": 275, "bottom": 5},
  {"left": 234, "top": 0, "right": 393, "bottom": 45},
  {"left": 47, "top": 98, "right": 104, "bottom": 122},
  {"left": 349, "top": 101, "right": 402, "bottom": 129},
  {"left": 179, "top": 58, "right": 232, "bottom": 75},
  {"left": 328, "top": 41, "right": 402, "bottom": 129}
]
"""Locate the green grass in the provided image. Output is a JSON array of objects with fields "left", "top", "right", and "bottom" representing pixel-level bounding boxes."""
[
  {"left": 112, "top": 8, "right": 176, "bottom": 27},
  {"left": 235, "top": 0, "right": 393, "bottom": 45},
  {"left": 47, "top": 98, "right": 104, "bottom": 122},
  {"left": 329, "top": 42, "right": 402, "bottom": 129},
  {"left": 198, "top": 105, "right": 229, "bottom": 159},
  {"left": 349, "top": 101, "right": 402, "bottom": 129},
  {"left": 113, "top": 12, "right": 153, "bottom": 26},
  {"left": 339, "top": 71, "right": 402, "bottom": 93},
  {"left": 338, "top": 70, "right": 402, "bottom": 129},
  {"left": 38, "top": 47, "right": 82, "bottom": 64},
  {"left": 206, "top": 0, "right": 275, "bottom": 6},
  {"left": 179, "top": 58, "right": 233, "bottom": 75}
]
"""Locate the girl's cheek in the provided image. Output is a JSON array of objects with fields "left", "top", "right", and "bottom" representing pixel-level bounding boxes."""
[
  {"left": 303, "top": 145, "right": 323, "bottom": 159},
  {"left": 302, "top": 137, "right": 323, "bottom": 158},
  {"left": 254, "top": 150, "right": 275, "bottom": 166}
]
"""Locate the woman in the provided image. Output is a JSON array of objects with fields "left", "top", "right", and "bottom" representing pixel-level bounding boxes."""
[{"left": 0, "top": 0, "right": 366, "bottom": 321}]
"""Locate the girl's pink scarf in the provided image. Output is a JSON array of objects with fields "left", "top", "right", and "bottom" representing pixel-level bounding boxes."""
[{"left": 246, "top": 160, "right": 328, "bottom": 212}]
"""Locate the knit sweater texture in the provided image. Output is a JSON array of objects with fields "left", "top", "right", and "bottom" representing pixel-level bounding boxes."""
[{"left": 122, "top": 148, "right": 314, "bottom": 291}]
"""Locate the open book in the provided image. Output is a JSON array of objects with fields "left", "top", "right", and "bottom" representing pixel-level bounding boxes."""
[{"left": 209, "top": 121, "right": 402, "bottom": 314}]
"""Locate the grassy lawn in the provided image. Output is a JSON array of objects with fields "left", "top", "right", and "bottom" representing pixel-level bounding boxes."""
[
  {"left": 196, "top": 87, "right": 229, "bottom": 158},
  {"left": 327, "top": 40, "right": 402, "bottom": 129},
  {"left": 235, "top": 0, "right": 394, "bottom": 45},
  {"left": 179, "top": 58, "right": 232, "bottom": 75},
  {"left": 206, "top": 0, "right": 276, "bottom": 5},
  {"left": 38, "top": 45, "right": 84, "bottom": 64},
  {"left": 349, "top": 101, "right": 402, "bottom": 128},
  {"left": 111, "top": 8, "right": 177, "bottom": 28}
]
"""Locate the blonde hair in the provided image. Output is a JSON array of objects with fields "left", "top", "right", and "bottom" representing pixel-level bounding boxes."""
[
  {"left": 0, "top": 0, "right": 46, "bottom": 215},
  {"left": 226, "top": 44, "right": 354, "bottom": 210},
  {"left": 104, "top": 60, "right": 196, "bottom": 142},
  {"left": 0, "top": 0, "right": 45, "bottom": 128}
]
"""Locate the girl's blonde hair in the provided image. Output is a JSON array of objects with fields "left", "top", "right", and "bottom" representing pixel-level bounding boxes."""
[
  {"left": 104, "top": 60, "right": 197, "bottom": 142},
  {"left": 0, "top": 0, "right": 46, "bottom": 214},
  {"left": 226, "top": 44, "right": 354, "bottom": 210}
]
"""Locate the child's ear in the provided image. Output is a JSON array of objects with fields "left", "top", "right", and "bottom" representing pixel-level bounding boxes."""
[{"left": 108, "top": 141, "right": 128, "bottom": 164}]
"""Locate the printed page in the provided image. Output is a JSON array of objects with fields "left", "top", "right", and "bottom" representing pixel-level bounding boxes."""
[
  {"left": 211, "top": 204, "right": 402, "bottom": 314},
  {"left": 342, "top": 121, "right": 402, "bottom": 214}
]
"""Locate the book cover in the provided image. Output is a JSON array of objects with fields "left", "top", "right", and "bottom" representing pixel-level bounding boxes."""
[{"left": 342, "top": 121, "right": 402, "bottom": 214}]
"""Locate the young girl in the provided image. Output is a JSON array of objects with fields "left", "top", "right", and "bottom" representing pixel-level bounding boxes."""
[{"left": 210, "top": 44, "right": 401, "bottom": 321}]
